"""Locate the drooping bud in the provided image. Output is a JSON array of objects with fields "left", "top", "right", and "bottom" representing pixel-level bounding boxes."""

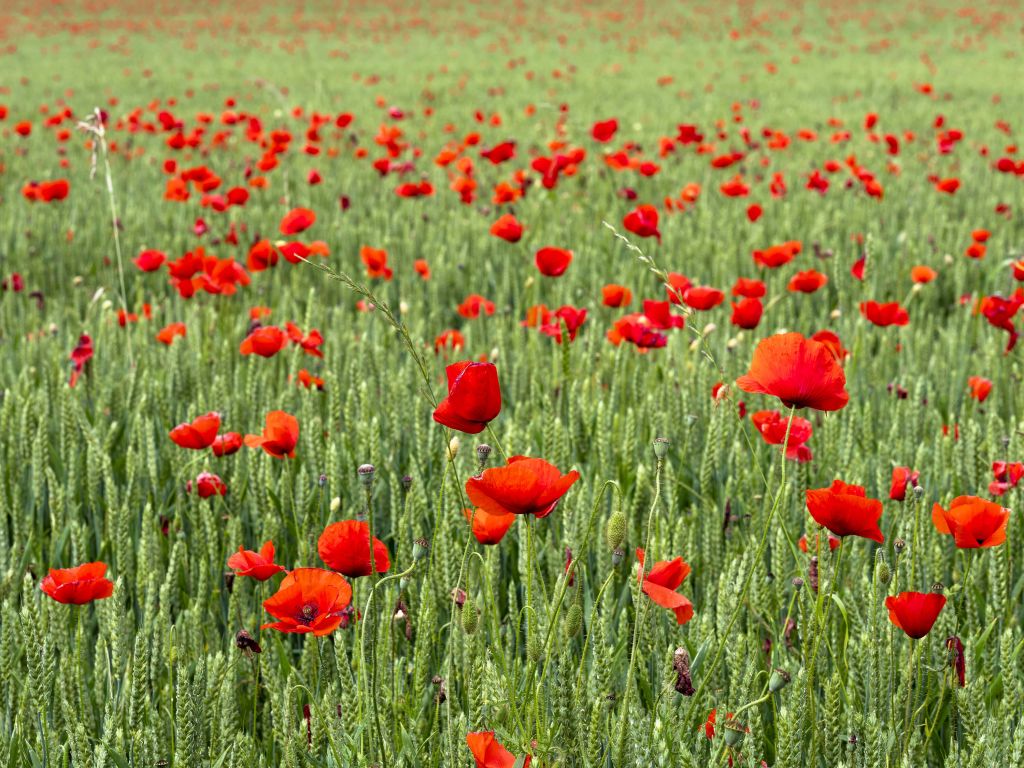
[
  {"left": 605, "top": 509, "right": 626, "bottom": 551},
  {"left": 875, "top": 559, "right": 891, "bottom": 586},
  {"left": 808, "top": 556, "right": 819, "bottom": 593},
  {"left": 673, "top": 647, "right": 694, "bottom": 696},
  {"left": 357, "top": 463, "right": 375, "bottom": 489},
  {"left": 461, "top": 599, "right": 479, "bottom": 635},
  {"left": 945, "top": 636, "right": 965, "bottom": 687},
  {"left": 653, "top": 437, "right": 670, "bottom": 460},
  {"left": 769, "top": 667, "right": 791, "bottom": 693}
]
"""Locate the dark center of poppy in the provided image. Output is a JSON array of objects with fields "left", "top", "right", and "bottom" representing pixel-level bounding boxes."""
[{"left": 300, "top": 603, "right": 318, "bottom": 623}]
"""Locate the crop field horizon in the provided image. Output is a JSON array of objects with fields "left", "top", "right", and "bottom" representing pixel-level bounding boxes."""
[{"left": 1, "top": 1, "right": 1023, "bottom": 766}]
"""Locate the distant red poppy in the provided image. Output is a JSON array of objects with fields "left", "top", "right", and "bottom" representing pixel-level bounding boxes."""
[
  {"left": 285, "top": 322, "right": 324, "bottom": 357},
  {"left": 279, "top": 207, "right": 316, "bottom": 235},
  {"left": 850, "top": 256, "right": 866, "bottom": 281},
  {"left": 466, "top": 731, "right": 530, "bottom": 768},
  {"left": 591, "top": 118, "right": 618, "bottom": 142},
  {"left": 732, "top": 277, "right": 766, "bottom": 298},
  {"left": 885, "top": 592, "right": 946, "bottom": 639},
  {"left": 810, "top": 330, "right": 849, "bottom": 361},
  {"left": 212, "top": 432, "right": 243, "bottom": 457},
  {"left": 636, "top": 548, "right": 694, "bottom": 625},
  {"left": 245, "top": 411, "right": 299, "bottom": 458},
  {"left": 69, "top": 333, "right": 94, "bottom": 387},
  {"left": 932, "top": 496, "right": 1009, "bottom": 549},
  {"left": 133, "top": 249, "right": 166, "bottom": 272},
  {"left": 228, "top": 540, "right": 286, "bottom": 581},
  {"left": 805, "top": 479, "right": 884, "bottom": 543},
  {"left": 466, "top": 456, "right": 579, "bottom": 519},
  {"left": 193, "top": 471, "right": 227, "bottom": 498},
  {"left": 458, "top": 294, "right": 496, "bottom": 319},
  {"left": 602, "top": 284, "right": 632, "bottom": 307},
  {"left": 860, "top": 301, "right": 909, "bottom": 327},
  {"left": 990, "top": 461, "right": 1024, "bottom": 497},
  {"left": 262, "top": 568, "right": 352, "bottom": 636},
  {"left": 730, "top": 297, "right": 763, "bottom": 329},
  {"left": 683, "top": 286, "right": 725, "bottom": 311},
  {"left": 534, "top": 247, "right": 573, "bottom": 277},
  {"left": 967, "top": 376, "right": 992, "bottom": 402},
  {"left": 170, "top": 412, "right": 221, "bottom": 450},
  {"left": 798, "top": 532, "right": 841, "bottom": 552},
  {"left": 911, "top": 265, "right": 937, "bottom": 284},
  {"left": 360, "top": 246, "right": 394, "bottom": 280},
  {"left": 156, "top": 322, "right": 187, "bottom": 346},
  {"left": 889, "top": 466, "right": 920, "bottom": 501},
  {"left": 40, "top": 562, "right": 114, "bottom": 605},
  {"left": 753, "top": 241, "right": 800, "bottom": 269},
  {"left": 736, "top": 332, "right": 849, "bottom": 411},
  {"left": 297, "top": 369, "right": 325, "bottom": 390},
  {"left": 490, "top": 214, "right": 523, "bottom": 243},
  {"left": 540, "top": 305, "right": 587, "bottom": 343},
  {"left": 751, "top": 410, "right": 812, "bottom": 461},
  {"left": 665, "top": 273, "right": 691, "bottom": 304},
  {"left": 788, "top": 269, "right": 828, "bottom": 293},
  {"left": 623, "top": 204, "right": 660, "bottom": 241},
  {"left": 318, "top": 520, "right": 391, "bottom": 577},
  {"left": 433, "top": 361, "right": 501, "bottom": 434},
  {"left": 464, "top": 507, "right": 517, "bottom": 545},
  {"left": 240, "top": 326, "right": 288, "bottom": 357}
]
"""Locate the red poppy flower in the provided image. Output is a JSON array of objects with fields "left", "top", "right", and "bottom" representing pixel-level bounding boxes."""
[
  {"left": 133, "top": 249, "right": 166, "bottom": 272},
  {"left": 285, "top": 322, "right": 324, "bottom": 357},
  {"left": 466, "top": 731, "right": 530, "bottom": 768},
  {"left": 69, "top": 333, "right": 94, "bottom": 387},
  {"left": 730, "top": 297, "right": 763, "bottom": 329},
  {"left": 245, "top": 411, "right": 299, "bottom": 459},
  {"left": 464, "top": 507, "right": 517, "bottom": 545},
  {"left": 540, "top": 305, "right": 587, "bottom": 343},
  {"left": 623, "top": 204, "right": 660, "bottom": 241},
  {"left": 465, "top": 456, "right": 580, "bottom": 519},
  {"left": 665, "top": 272, "right": 691, "bottom": 304},
  {"left": 534, "top": 247, "right": 573, "bottom": 277},
  {"left": 683, "top": 286, "right": 725, "bottom": 311},
  {"left": 318, "top": 520, "right": 391, "bottom": 577},
  {"left": 736, "top": 332, "right": 849, "bottom": 411},
  {"left": 240, "top": 326, "right": 288, "bottom": 357},
  {"left": 193, "top": 471, "right": 227, "bottom": 498},
  {"left": 40, "top": 562, "right": 115, "bottom": 605},
  {"left": 731, "top": 277, "right": 766, "bottom": 298},
  {"left": 458, "top": 294, "right": 496, "bottom": 319},
  {"left": 751, "top": 410, "right": 813, "bottom": 462},
  {"left": 885, "top": 592, "right": 946, "bottom": 639},
  {"left": 911, "top": 265, "right": 937, "bottom": 284},
  {"left": 810, "top": 330, "right": 849, "bottom": 361},
  {"left": 602, "top": 284, "right": 632, "bottom": 307},
  {"left": 643, "top": 299, "right": 684, "bottom": 330},
  {"left": 591, "top": 118, "right": 618, "bottom": 142},
  {"left": 990, "top": 461, "right": 1024, "bottom": 496},
  {"left": 433, "top": 361, "right": 501, "bottom": 434},
  {"left": 798, "top": 532, "right": 841, "bottom": 552},
  {"left": 156, "top": 322, "right": 187, "bottom": 346},
  {"left": 860, "top": 301, "right": 909, "bottom": 327},
  {"left": 752, "top": 241, "right": 800, "bottom": 269},
  {"left": 490, "top": 214, "right": 523, "bottom": 243},
  {"left": 607, "top": 314, "right": 668, "bottom": 350},
  {"left": 297, "top": 369, "right": 325, "bottom": 390},
  {"left": 788, "top": 269, "right": 828, "bottom": 293},
  {"left": 261, "top": 568, "right": 352, "bottom": 636},
  {"left": 850, "top": 256, "right": 866, "bottom": 281},
  {"left": 279, "top": 207, "right": 316, "bottom": 235},
  {"left": 211, "top": 432, "right": 243, "bottom": 457},
  {"left": 967, "top": 376, "right": 992, "bottom": 402},
  {"left": 889, "top": 466, "right": 921, "bottom": 501},
  {"left": 636, "top": 548, "right": 694, "bottom": 625},
  {"left": 228, "top": 541, "right": 286, "bottom": 581},
  {"left": 805, "top": 479, "right": 884, "bottom": 543},
  {"left": 932, "top": 496, "right": 1010, "bottom": 549},
  {"left": 360, "top": 246, "right": 394, "bottom": 280},
  {"left": 170, "top": 412, "right": 221, "bottom": 450}
]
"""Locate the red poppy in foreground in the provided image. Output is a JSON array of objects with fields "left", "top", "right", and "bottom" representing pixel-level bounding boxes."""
[
  {"left": 736, "top": 332, "right": 849, "bottom": 411},
  {"left": 279, "top": 207, "right": 316, "bottom": 235},
  {"left": 636, "top": 548, "right": 694, "bottom": 625},
  {"left": 262, "top": 568, "right": 352, "bottom": 636},
  {"left": 240, "top": 326, "right": 288, "bottom": 357},
  {"left": 245, "top": 411, "right": 299, "bottom": 458},
  {"left": 466, "top": 456, "right": 579, "bottom": 519},
  {"left": 535, "top": 247, "right": 573, "bottom": 277},
  {"left": 318, "top": 520, "right": 391, "bottom": 577},
  {"left": 169, "top": 412, "right": 221, "bottom": 450},
  {"left": 932, "top": 496, "right": 1010, "bottom": 548},
  {"left": 212, "top": 432, "right": 243, "bottom": 456},
  {"left": 805, "top": 480, "right": 884, "bottom": 543},
  {"left": 228, "top": 541, "right": 286, "bottom": 581},
  {"left": 490, "top": 214, "right": 523, "bottom": 243},
  {"left": 464, "top": 507, "right": 517, "bottom": 545},
  {"left": 885, "top": 591, "right": 946, "bottom": 639},
  {"left": 466, "top": 731, "right": 530, "bottom": 768},
  {"left": 751, "top": 410, "right": 813, "bottom": 462},
  {"left": 432, "top": 361, "right": 502, "bottom": 434},
  {"left": 40, "top": 562, "right": 114, "bottom": 604}
]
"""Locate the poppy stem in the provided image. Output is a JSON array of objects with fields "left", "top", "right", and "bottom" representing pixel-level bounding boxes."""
[
  {"left": 485, "top": 424, "right": 509, "bottom": 464},
  {"left": 954, "top": 551, "right": 974, "bottom": 635},
  {"left": 902, "top": 640, "right": 921, "bottom": 756},
  {"left": 575, "top": 569, "right": 616, "bottom": 690}
]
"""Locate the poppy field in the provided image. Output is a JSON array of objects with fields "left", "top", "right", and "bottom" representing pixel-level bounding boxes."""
[{"left": 3, "top": 1, "right": 1024, "bottom": 766}]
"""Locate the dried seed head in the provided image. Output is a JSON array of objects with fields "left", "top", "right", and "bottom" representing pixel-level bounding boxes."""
[
  {"left": 605, "top": 509, "right": 626, "bottom": 551},
  {"left": 357, "top": 463, "right": 376, "bottom": 488},
  {"left": 235, "top": 629, "right": 262, "bottom": 658},
  {"left": 930, "top": 582, "right": 945, "bottom": 595},
  {"left": 723, "top": 718, "right": 747, "bottom": 749},
  {"left": 673, "top": 647, "right": 694, "bottom": 696}
]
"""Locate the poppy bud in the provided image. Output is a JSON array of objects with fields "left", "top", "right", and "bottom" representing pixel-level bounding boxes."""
[
  {"left": 451, "top": 587, "right": 466, "bottom": 607},
  {"left": 723, "top": 718, "right": 746, "bottom": 748},
  {"left": 673, "top": 647, "right": 694, "bottom": 696},
  {"left": 447, "top": 436, "right": 460, "bottom": 461},
  {"left": 894, "top": 538, "right": 906, "bottom": 554},
  {"left": 769, "top": 667, "right": 791, "bottom": 693},
  {"left": 476, "top": 443, "right": 492, "bottom": 469},
  {"left": 461, "top": 600, "right": 479, "bottom": 635},
  {"left": 526, "top": 632, "right": 543, "bottom": 663},
  {"left": 913, "top": 484, "right": 924, "bottom": 500},
  {"left": 605, "top": 509, "right": 626, "bottom": 551},
  {"left": 330, "top": 496, "right": 341, "bottom": 512},
  {"left": 358, "top": 463, "right": 375, "bottom": 488},
  {"left": 791, "top": 577, "right": 804, "bottom": 591},
  {"left": 564, "top": 603, "right": 583, "bottom": 638},
  {"left": 653, "top": 437, "right": 670, "bottom": 460},
  {"left": 876, "top": 560, "right": 891, "bottom": 586},
  {"left": 318, "top": 473, "right": 328, "bottom": 488},
  {"left": 413, "top": 538, "right": 430, "bottom": 561},
  {"left": 611, "top": 547, "right": 625, "bottom": 567},
  {"left": 401, "top": 475, "right": 413, "bottom": 493}
]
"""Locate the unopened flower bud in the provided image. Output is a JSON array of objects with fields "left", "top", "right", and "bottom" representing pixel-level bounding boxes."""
[
  {"left": 526, "top": 632, "right": 543, "bottom": 663},
  {"left": 318, "top": 473, "right": 328, "bottom": 488},
  {"left": 330, "top": 496, "right": 341, "bottom": 512},
  {"left": 894, "top": 538, "right": 906, "bottom": 555},
  {"left": 876, "top": 560, "right": 891, "bottom": 586},
  {"left": 791, "top": 577, "right": 804, "bottom": 591},
  {"left": 447, "top": 436, "right": 460, "bottom": 461},
  {"left": 653, "top": 437, "right": 670, "bottom": 460},
  {"left": 357, "top": 463, "right": 375, "bottom": 488},
  {"left": 461, "top": 599, "right": 479, "bottom": 635},
  {"left": 769, "top": 667, "right": 791, "bottom": 693},
  {"left": 913, "top": 484, "right": 924, "bottom": 500},
  {"left": 564, "top": 603, "right": 583, "bottom": 638},
  {"left": 605, "top": 510, "right": 626, "bottom": 551}
]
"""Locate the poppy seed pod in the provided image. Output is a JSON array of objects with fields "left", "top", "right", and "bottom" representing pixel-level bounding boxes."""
[
  {"left": 357, "top": 463, "right": 375, "bottom": 488},
  {"left": 605, "top": 509, "right": 626, "bottom": 551},
  {"left": 894, "top": 538, "right": 906, "bottom": 555},
  {"left": 769, "top": 668, "right": 791, "bottom": 693},
  {"left": 653, "top": 437, "right": 670, "bottom": 460},
  {"left": 723, "top": 718, "right": 747, "bottom": 748},
  {"left": 931, "top": 582, "right": 945, "bottom": 595},
  {"left": 476, "top": 443, "right": 492, "bottom": 469},
  {"left": 413, "top": 537, "right": 430, "bottom": 561}
]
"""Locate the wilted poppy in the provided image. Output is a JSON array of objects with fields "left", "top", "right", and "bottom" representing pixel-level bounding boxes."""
[
  {"left": 932, "top": 496, "right": 1010, "bottom": 548},
  {"left": 736, "top": 332, "right": 849, "bottom": 411},
  {"left": 40, "top": 562, "right": 115, "bottom": 605},
  {"left": 262, "top": 568, "right": 352, "bottom": 636},
  {"left": 466, "top": 731, "right": 530, "bottom": 768},
  {"left": 193, "top": 471, "right": 227, "bottom": 498},
  {"left": 464, "top": 507, "right": 517, "bottom": 545},
  {"left": 466, "top": 456, "right": 579, "bottom": 519},
  {"left": 245, "top": 411, "right": 299, "bottom": 458},
  {"left": 636, "top": 548, "right": 694, "bottom": 625},
  {"left": 534, "top": 247, "right": 573, "bottom": 277},
  {"left": 318, "top": 520, "right": 391, "bottom": 577},
  {"left": 885, "top": 591, "right": 946, "bottom": 639},
  {"left": 170, "top": 412, "right": 221, "bottom": 450},
  {"left": 805, "top": 480, "right": 884, "bottom": 543},
  {"left": 433, "top": 361, "right": 501, "bottom": 434},
  {"left": 228, "top": 541, "right": 286, "bottom": 581}
]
